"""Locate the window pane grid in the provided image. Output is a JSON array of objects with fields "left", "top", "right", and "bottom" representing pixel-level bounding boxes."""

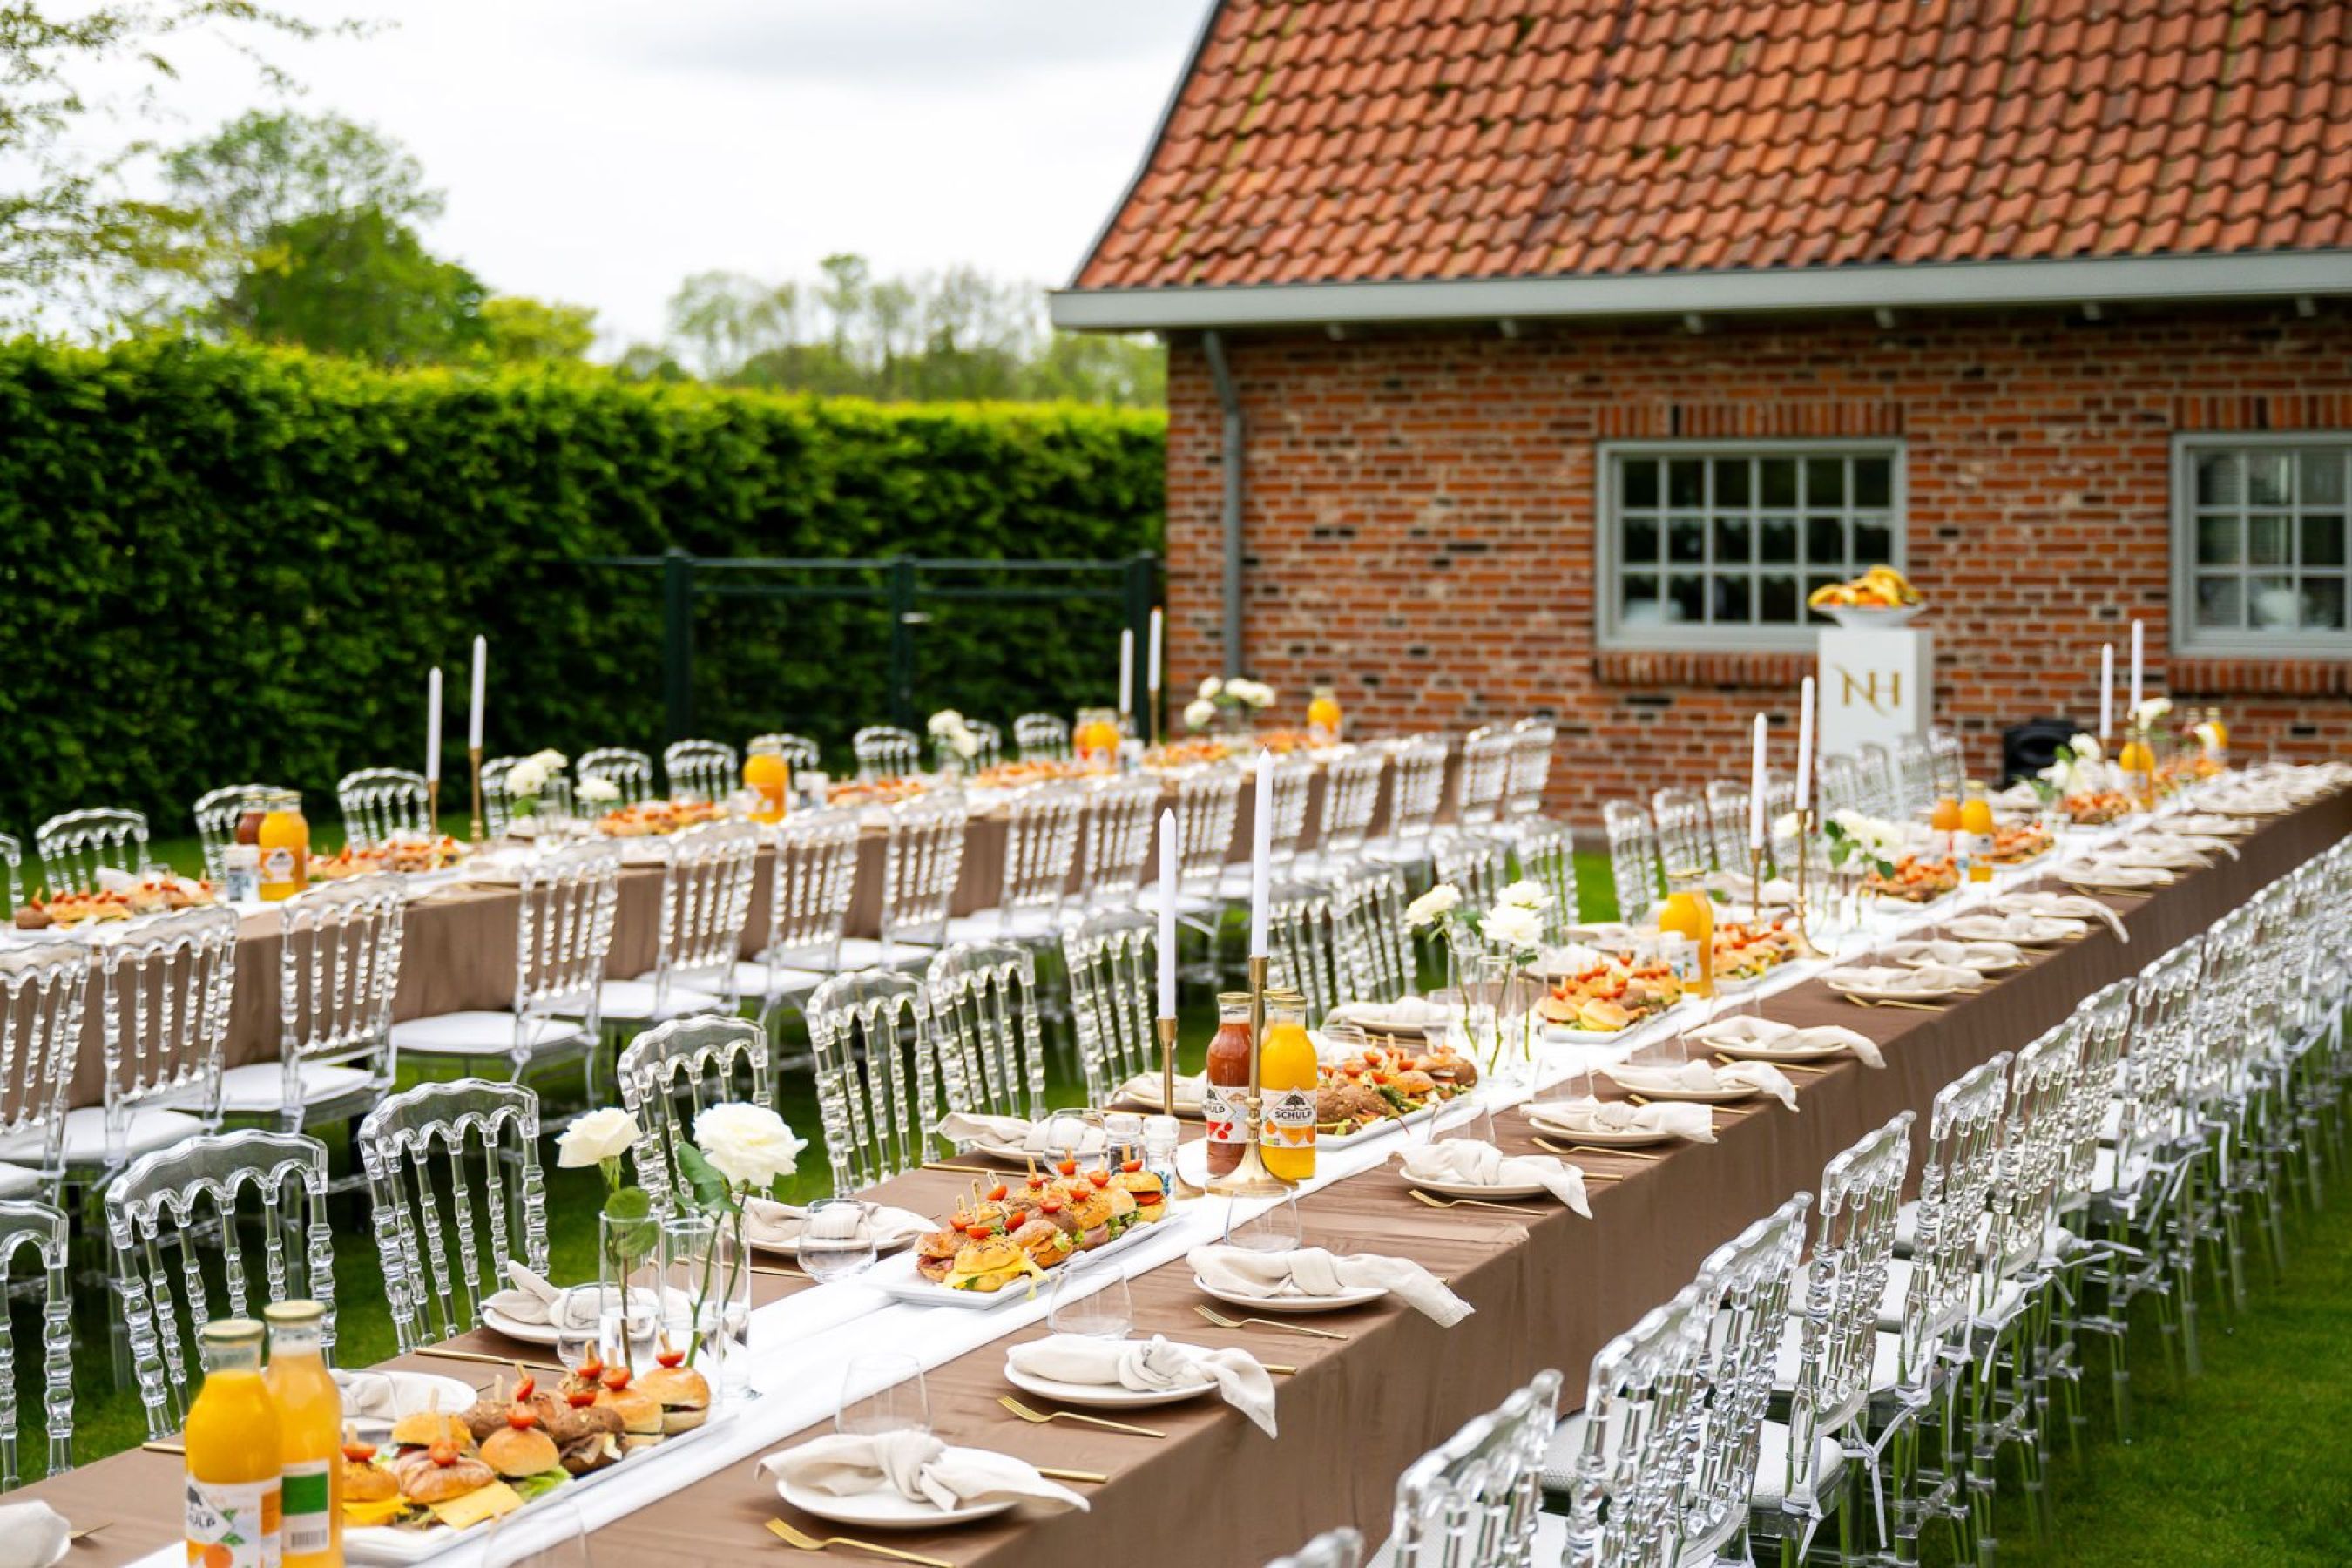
[{"left": 2185, "top": 443, "right": 2352, "bottom": 641}]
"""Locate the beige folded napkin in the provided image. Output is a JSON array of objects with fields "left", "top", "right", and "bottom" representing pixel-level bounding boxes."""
[
  {"left": 1186, "top": 1243, "right": 1473, "bottom": 1327},
  {"left": 1599, "top": 1058, "right": 1798, "bottom": 1112},
  {"left": 1393, "top": 1141, "right": 1590, "bottom": 1216},
  {"left": 1007, "top": 1333, "right": 1277, "bottom": 1436},
  {"left": 1325, "top": 997, "right": 1453, "bottom": 1032},
  {"left": 742, "top": 1196, "right": 934, "bottom": 1251},
  {"left": 1882, "top": 938, "right": 2024, "bottom": 972},
  {"left": 758, "top": 1431, "right": 1088, "bottom": 1515},
  {"left": 1828, "top": 963, "right": 1978, "bottom": 996},
  {"left": 1690, "top": 1015, "right": 1882, "bottom": 1068},
  {"left": 482, "top": 1260, "right": 600, "bottom": 1330},
  {"left": 329, "top": 1368, "right": 470, "bottom": 1422},
  {"left": 1115, "top": 1071, "right": 1205, "bottom": 1110},
  {"left": 0, "top": 1500, "right": 67, "bottom": 1568},
  {"left": 1986, "top": 893, "right": 2125, "bottom": 941},
  {"left": 937, "top": 1111, "right": 1108, "bottom": 1155},
  {"left": 1525, "top": 1098, "right": 1716, "bottom": 1144}
]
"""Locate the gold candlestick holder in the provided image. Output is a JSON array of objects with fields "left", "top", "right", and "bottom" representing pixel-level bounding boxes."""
[
  {"left": 1157, "top": 1014, "right": 1179, "bottom": 1125},
  {"left": 467, "top": 746, "right": 486, "bottom": 844},
  {"left": 427, "top": 777, "right": 442, "bottom": 837},
  {"left": 1785, "top": 808, "right": 1827, "bottom": 958},
  {"left": 1208, "top": 954, "right": 1291, "bottom": 1197},
  {"left": 1148, "top": 684, "right": 1162, "bottom": 748}
]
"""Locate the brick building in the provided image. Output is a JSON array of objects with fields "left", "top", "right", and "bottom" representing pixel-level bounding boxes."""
[{"left": 1051, "top": 0, "right": 2352, "bottom": 818}]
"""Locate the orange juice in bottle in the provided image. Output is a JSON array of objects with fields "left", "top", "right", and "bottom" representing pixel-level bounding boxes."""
[
  {"left": 1307, "top": 686, "right": 1342, "bottom": 742},
  {"left": 258, "top": 790, "right": 310, "bottom": 902},
  {"left": 742, "top": 744, "right": 789, "bottom": 824},
  {"left": 1657, "top": 877, "right": 1715, "bottom": 998},
  {"left": 263, "top": 1301, "right": 342, "bottom": 1568},
  {"left": 1074, "top": 707, "right": 1122, "bottom": 767},
  {"left": 1257, "top": 990, "right": 1317, "bottom": 1182},
  {"left": 186, "top": 1318, "right": 281, "bottom": 1568},
  {"left": 1958, "top": 783, "right": 1996, "bottom": 882},
  {"left": 1928, "top": 794, "right": 1961, "bottom": 859}
]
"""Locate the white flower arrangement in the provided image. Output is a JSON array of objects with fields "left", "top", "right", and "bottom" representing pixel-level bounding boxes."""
[
  {"left": 556, "top": 1106, "right": 640, "bottom": 1167},
  {"left": 577, "top": 775, "right": 620, "bottom": 803},
  {"left": 1477, "top": 903, "right": 1545, "bottom": 952},
  {"left": 1181, "top": 697, "right": 1218, "bottom": 730},
  {"left": 2129, "top": 697, "right": 2172, "bottom": 729},
  {"left": 529, "top": 748, "right": 567, "bottom": 774},
  {"left": 926, "top": 709, "right": 965, "bottom": 738},
  {"left": 1184, "top": 673, "right": 1279, "bottom": 730},
  {"left": 1495, "top": 878, "right": 1553, "bottom": 912},
  {"left": 690, "top": 1103, "right": 807, "bottom": 1192},
  {"left": 1197, "top": 677, "right": 1222, "bottom": 700},
  {"left": 2069, "top": 733, "right": 2103, "bottom": 763},
  {"left": 1770, "top": 811, "right": 1802, "bottom": 841},
  {"left": 1404, "top": 883, "right": 1463, "bottom": 929},
  {"left": 2193, "top": 721, "right": 2222, "bottom": 754},
  {"left": 506, "top": 759, "right": 550, "bottom": 798},
  {"left": 927, "top": 709, "right": 981, "bottom": 760}
]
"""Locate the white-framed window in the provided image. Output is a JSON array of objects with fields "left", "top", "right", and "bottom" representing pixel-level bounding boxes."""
[
  {"left": 1595, "top": 441, "right": 1905, "bottom": 651},
  {"left": 2173, "top": 434, "right": 2350, "bottom": 657}
]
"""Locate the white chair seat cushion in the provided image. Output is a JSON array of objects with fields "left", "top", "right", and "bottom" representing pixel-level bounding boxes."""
[
  {"left": 0, "top": 1162, "right": 43, "bottom": 1198},
  {"left": 1748, "top": 1418, "right": 1848, "bottom": 1509},
  {"left": 2091, "top": 1146, "right": 2153, "bottom": 1197},
  {"left": 1893, "top": 1203, "right": 2072, "bottom": 1267},
  {"left": 1132, "top": 889, "right": 1218, "bottom": 918},
  {"left": 389, "top": 1011, "right": 587, "bottom": 1056},
  {"left": 832, "top": 937, "right": 939, "bottom": 971},
  {"left": 1876, "top": 1256, "right": 2025, "bottom": 1334},
  {"left": 594, "top": 978, "right": 728, "bottom": 1024},
  {"left": 731, "top": 960, "right": 832, "bottom": 1000},
  {"left": 217, "top": 1061, "right": 375, "bottom": 1112},
  {"left": 943, "top": 910, "right": 1061, "bottom": 944},
  {"left": 0, "top": 1106, "right": 206, "bottom": 1168},
  {"left": 1774, "top": 1320, "right": 1906, "bottom": 1395}
]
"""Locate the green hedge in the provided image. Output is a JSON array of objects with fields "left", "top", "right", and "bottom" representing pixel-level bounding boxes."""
[{"left": 0, "top": 336, "right": 1166, "bottom": 837}]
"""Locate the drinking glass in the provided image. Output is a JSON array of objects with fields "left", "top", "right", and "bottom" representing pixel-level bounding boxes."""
[
  {"left": 1220, "top": 1190, "right": 1302, "bottom": 1254},
  {"left": 1426, "top": 1098, "right": 1497, "bottom": 1151},
  {"left": 482, "top": 1500, "right": 595, "bottom": 1568},
  {"left": 796, "top": 1197, "right": 880, "bottom": 1283},
  {"left": 836, "top": 1353, "right": 930, "bottom": 1436},
  {"left": 1045, "top": 1255, "right": 1135, "bottom": 1338}
]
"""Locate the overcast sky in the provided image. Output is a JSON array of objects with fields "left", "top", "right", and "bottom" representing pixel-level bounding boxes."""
[{"left": 129, "top": 1, "right": 1211, "bottom": 349}]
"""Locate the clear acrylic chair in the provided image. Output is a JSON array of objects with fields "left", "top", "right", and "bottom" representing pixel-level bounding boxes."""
[
  {"left": 1815, "top": 754, "right": 1864, "bottom": 822},
  {"left": 1078, "top": 774, "right": 1163, "bottom": 903},
  {"left": 1892, "top": 738, "right": 1936, "bottom": 816},
  {"left": 192, "top": 785, "right": 284, "bottom": 882},
  {"left": 1543, "top": 1281, "right": 1709, "bottom": 1567},
  {"left": 1388, "top": 1367, "right": 1560, "bottom": 1567},
  {"left": 1927, "top": 731, "right": 1965, "bottom": 801},
  {"left": 807, "top": 970, "right": 938, "bottom": 1195},
  {"left": 71, "top": 906, "right": 239, "bottom": 1180},
  {"left": 1650, "top": 787, "right": 1713, "bottom": 879},
  {"left": 0, "top": 832, "right": 21, "bottom": 916},
  {"left": 1762, "top": 773, "right": 1802, "bottom": 876},
  {"left": 747, "top": 733, "right": 822, "bottom": 774},
  {"left": 0, "top": 1200, "right": 71, "bottom": 1490},
  {"left": 1139, "top": 767, "right": 1242, "bottom": 982},
  {"left": 217, "top": 875, "right": 404, "bottom": 1135},
  {"left": 1363, "top": 735, "right": 1449, "bottom": 873},
  {"left": 107, "top": 1129, "right": 335, "bottom": 1438},
  {"left": 835, "top": 791, "right": 969, "bottom": 970},
  {"left": 578, "top": 747, "right": 657, "bottom": 808},
  {"left": 947, "top": 783, "right": 1084, "bottom": 944},
  {"left": 1680, "top": 1191, "right": 1813, "bottom": 1565},
  {"left": 1303, "top": 749, "right": 1387, "bottom": 875},
  {"left": 733, "top": 809, "right": 861, "bottom": 1024},
  {"left": 1703, "top": 781, "right": 1751, "bottom": 874},
  {"left": 336, "top": 768, "right": 432, "bottom": 849},
  {"left": 0, "top": 942, "right": 91, "bottom": 1207},
  {"left": 1434, "top": 833, "right": 1509, "bottom": 914},
  {"left": 1266, "top": 880, "right": 1344, "bottom": 1019},
  {"left": 1332, "top": 864, "right": 1412, "bottom": 1005},
  {"left": 1265, "top": 1526, "right": 1364, "bottom": 1568},
  {"left": 482, "top": 756, "right": 575, "bottom": 838},
  {"left": 358, "top": 1078, "right": 549, "bottom": 1352},
  {"left": 1061, "top": 910, "right": 1159, "bottom": 1105},
  {"left": 1503, "top": 717, "right": 1556, "bottom": 829},
  {"left": 1220, "top": 758, "right": 1315, "bottom": 899},
  {"left": 938, "top": 719, "right": 1002, "bottom": 774},
  {"left": 1511, "top": 818, "right": 1581, "bottom": 936},
  {"left": 32, "top": 808, "right": 149, "bottom": 896},
  {"left": 926, "top": 941, "right": 1046, "bottom": 1124},
  {"left": 1447, "top": 727, "right": 1516, "bottom": 835},
  {"left": 389, "top": 841, "right": 618, "bottom": 1098},
  {"left": 853, "top": 725, "right": 921, "bottom": 781},
  {"left": 593, "top": 819, "right": 759, "bottom": 1029},
  {"left": 1014, "top": 713, "right": 1071, "bottom": 762},
  {"left": 663, "top": 739, "right": 740, "bottom": 803},
  {"left": 615, "top": 1016, "right": 772, "bottom": 1218},
  {"left": 1600, "top": 801, "right": 1660, "bottom": 924},
  {"left": 1855, "top": 744, "right": 1899, "bottom": 818}
]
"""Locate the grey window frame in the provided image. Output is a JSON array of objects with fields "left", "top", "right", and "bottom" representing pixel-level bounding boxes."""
[
  {"left": 2170, "top": 432, "right": 2351, "bottom": 659},
  {"left": 1594, "top": 439, "right": 1908, "bottom": 652}
]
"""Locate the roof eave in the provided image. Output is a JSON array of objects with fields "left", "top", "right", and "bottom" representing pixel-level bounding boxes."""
[{"left": 1049, "top": 251, "right": 2352, "bottom": 332}]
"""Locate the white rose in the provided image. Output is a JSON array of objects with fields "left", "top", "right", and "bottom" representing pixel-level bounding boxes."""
[
  {"left": 529, "top": 748, "right": 567, "bottom": 774},
  {"left": 506, "top": 759, "right": 549, "bottom": 796},
  {"left": 951, "top": 729, "right": 980, "bottom": 759},
  {"left": 578, "top": 776, "right": 620, "bottom": 803},
  {"left": 555, "top": 1105, "right": 641, "bottom": 1168},
  {"left": 1240, "top": 679, "right": 1276, "bottom": 709},
  {"left": 2193, "top": 721, "right": 2220, "bottom": 752},
  {"left": 2130, "top": 698, "right": 2171, "bottom": 728},
  {"left": 1496, "top": 878, "right": 1552, "bottom": 911},
  {"left": 1197, "top": 677, "right": 1222, "bottom": 700},
  {"left": 2069, "top": 733, "right": 2103, "bottom": 763},
  {"left": 927, "top": 709, "right": 964, "bottom": 738},
  {"left": 1182, "top": 698, "right": 1217, "bottom": 731},
  {"left": 1770, "top": 812, "right": 1802, "bottom": 841},
  {"left": 2038, "top": 760, "right": 2073, "bottom": 787},
  {"left": 1404, "top": 882, "right": 1462, "bottom": 929},
  {"left": 693, "top": 1103, "right": 807, "bottom": 1190},
  {"left": 1478, "top": 904, "right": 1545, "bottom": 950}
]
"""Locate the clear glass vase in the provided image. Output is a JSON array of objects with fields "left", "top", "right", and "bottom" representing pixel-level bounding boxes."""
[
  {"left": 597, "top": 1204, "right": 663, "bottom": 1375},
  {"left": 661, "top": 1211, "right": 753, "bottom": 1401}
]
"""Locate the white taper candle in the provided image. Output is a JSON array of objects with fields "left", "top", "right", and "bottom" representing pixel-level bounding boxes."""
[
  {"left": 1794, "top": 676, "right": 1814, "bottom": 814},
  {"left": 1248, "top": 750, "right": 1274, "bottom": 958},
  {"left": 468, "top": 636, "right": 487, "bottom": 750},
  {"left": 425, "top": 667, "right": 443, "bottom": 783},
  {"left": 1748, "top": 714, "right": 1767, "bottom": 848},
  {"left": 2128, "top": 620, "right": 2143, "bottom": 713},
  {"left": 1147, "top": 607, "right": 1163, "bottom": 690},
  {"left": 1157, "top": 808, "right": 1178, "bottom": 1017},
  {"left": 2099, "top": 643, "right": 2113, "bottom": 741},
  {"left": 1119, "top": 629, "right": 1134, "bottom": 716}
]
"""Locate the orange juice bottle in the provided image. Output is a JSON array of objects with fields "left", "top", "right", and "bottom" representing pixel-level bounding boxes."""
[
  {"left": 1257, "top": 990, "right": 1317, "bottom": 1182},
  {"left": 1657, "top": 885, "right": 1715, "bottom": 997},
  {"left": 2204, "top": 707, "right": 2229, "bottom": 766},
  {"left": 1958, "top": 784, "right": 1996, "bottom": 883},
  {"left": 1074, "top": 707, "right": 1122, "bottom": 767},
  {"left": 1928, "top": 794, "right": 1961, "bottom": 860},
  {"left": 263, "top": 1301, "right": 342, "bottom": 1568},
  {"left": 258, "top": 790, "right": 310, "bottom": 902},
  {"left": 1307, "top": 686, "right": 1342, "bottom": 741},
  {"left": 186, "top": 1318, "right": 281, "bottom": 1568},
  {"left": 742, "top": 744, "right": 789, "bottom": 824}
]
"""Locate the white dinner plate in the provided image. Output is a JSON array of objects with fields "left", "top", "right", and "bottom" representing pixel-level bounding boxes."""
[
  {"left": 1401, "top": 1168, "right": 1559, "bottom": 1200},
  {"left": 1193, "top": 1275, "right": 1388, "bottom": 1314},
  {"left": 1597, "top": 1068, "right": 1756, "bottom": 1105},
  {"left": 342, "top": 1372, "right": 477, "bottom": 1436},
  {"left": 1877, "top": 939, "right": 2026, "bottom": 973},
  {"left": 1002, "top": 1361, "right": 1215, "bottom": 1409},
  {"left": 1950, "top": 914, "right": 2088, "bottom": 945},
  {"left": 747, "top": 1226, "right": 916, "bottom": 1259},
  {"left": 778, "top": 1472, "right": 1017, "bottom": 1531},
  {"left": 1114, "top": 1074, "right": 1205, "bottom": 1117},
  {"left": 1523, "top": 1110, "right": 1679, "bottom": 1147},
  {"left": 2062, "top": 866, "right": 2172, "bottom": 893},
  {"left": 479, "top": 1305, "right": 571, "bottom": 1346},
  {"left": 1823, "top": 970, "right": 1977, "bottom": 1003},
  {"left": 959, "top": 1133, "right": 1112, "bottom": 1168},
  {"left": 1687, "top": 1028, "right": 1853, "bottom": 1064}
]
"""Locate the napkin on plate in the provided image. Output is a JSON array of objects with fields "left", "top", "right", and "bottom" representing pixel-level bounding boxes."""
[
  {"left": 1325, "top": 996, "right": 1452, "bottom": 1033},
  {"left": 1990, "top": 893, "right": 2126, "bottom": 941},
  {"left": 742, "top": 1197, "right": 935, "bottom": 1252},
  {"left": 482, "top": 1260, "right": 600, "bottom": 1330},
  {"left": 0, "top": 1500, "right": 67, "bottom": 1568},
  {"left": 1525, "top": 1098, "right": 1717, "bottom": 1144},
  {"left": 758, "top": 1431, "right": 1088, "bottom": 1516},
  {"left": 1392, "top": 1141, "right": 1590, "bottom": 1216},
  {"left": 330, "top": 1368, "right": 470, "bottom": 1422},
  {"left": 1598, "top": 1059, "right": 1799, "bottom": 1112},
  {"left": 1692, "top": 1015, "right": 1883, "bottom": 1068},
  {"left": 936, "top": 1111, "right": 1108, "bottom": 1155},
  {"left": 1114, "top": 1071, "right": 1206, "bottom": 1110},
  {"left": 1828, "top": 963, "right": 1978, "bottom": 996},
  {"left": 1007, "top": 1333, "right": 1277, "bottom": 1436},
  {"left": 1186, "top": 1244, "right": 1473, "bottom": 1327}
]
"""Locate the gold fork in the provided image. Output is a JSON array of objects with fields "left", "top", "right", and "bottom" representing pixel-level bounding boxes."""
[
  {"left": 68, "top": 1524, "right": 111, "bottom": 1543},
  {"left": 1843, "top": 995, "right": 1949, "bottom": 1012},
  {"left": 997, "top": 1395, "right": 1165, "bottom": 1438},
  {"left": 766, "top": 1518, "right": 956, "bottom": 1566},
  {"left": 1720, "top": 1053, "right": 1828, "bottom": 1075},
  {"left": 1193, "top": 1303, "right": 1350, "bottom": 1340},
  {"left": 1407, "top": 1189, "right": 1544, "bottom": 1217},
  {"left": 1531, "top": 1135, "right": 1664, "bottom": 1162}
]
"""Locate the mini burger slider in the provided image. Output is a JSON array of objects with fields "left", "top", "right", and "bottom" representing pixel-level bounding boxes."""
[
  {"left": 592, "top": 1366, "right": 665, "bottom": 1452},
  {"left": 478, "top": 1402, "right": 560, "bottom": 1480},
  {"left": 638, "top": 1359, "right": 712, "bottom": 1435}
]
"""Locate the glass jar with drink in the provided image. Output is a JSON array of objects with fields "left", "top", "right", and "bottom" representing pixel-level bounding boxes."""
[
  {"left": 1655, "top": 865, "right": 1716, "bottom": 999},
  {"left": 185, "top": 1318, "right": 282, "bottom": 1568},
  {"left": 1257, "top": 989, "right": 1316, "bottom": 1182},
  {"left": 263, "top": 1300, "right": 342, "bottom": 1568},
  {"left": 258, "top": 791, "right": 310, "bottom": 902},
  {"left": 1202, "top": 991, "right": 1254, "bottom": 1178},
  {"left": 743, "top": 741, "right": 790, "bottom": 824}
]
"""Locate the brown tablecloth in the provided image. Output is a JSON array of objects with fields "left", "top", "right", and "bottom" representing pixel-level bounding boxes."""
[{"left": 33, "top": 786, "right": 2341, "bottom": 1564}]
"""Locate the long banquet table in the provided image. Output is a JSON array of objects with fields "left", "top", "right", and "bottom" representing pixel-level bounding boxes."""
[{"left": 31, "top": 781, "right": 2348, "bottom": 1567}]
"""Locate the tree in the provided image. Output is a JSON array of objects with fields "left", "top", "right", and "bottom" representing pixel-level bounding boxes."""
[
  {"left": 163, "top": 109, "right": 439, "bottom": 251},
  {"left": 479, "top": 295, "right": 598, "bottom": 362},
  {"left": 226, "top": 206, "right": 486, "bottom": 363}
]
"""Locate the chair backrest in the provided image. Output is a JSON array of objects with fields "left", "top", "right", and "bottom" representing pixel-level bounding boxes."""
[
  {"left": 663, "top": 738, "right": 740, "bottom": 804},
  {"left": 1316, "top": 750, "right": 1388, "bottom": 859},
  {"left": 1815, "top": 754, "right": 1863, "bottom": 821},
  {"left": 2191, "top": 900, "right": 2261, "bottom": 1105},
  {"left": 2116, "top": 937, "right": 2203, "bottom": 1173},
  {"left": 1079, "top": 774, "right": 1164, "bottom": 899},
  {"left": 107, "top": 1129, "right": 335, "bottom": 1437},
  {"left": 1013, "top": 713, "right": 1071, "bottom": 763},
  {"left": 1600, "top": 801, "right": 1660, "bottom": 923},
  {"left": 33, "top": 808, "right": 149, "bottom": 896},
  {"left": 0, "top": 943, "right": 91, "bottom": 1200},
  {"left": 1648, "top": 787, "right": 1712, "bottom": 878},
  {"left": 1063, "top": 910, "right": 1160, "bottom": 1104},
  {"left": 1702, "top": 780, "right": 1751, "bottom": 874},
  {"left": 94, "top": 906, "right": 238, "bottom": 1159},
  {"left": 1265, "top": 1527, "right": 1365, "bottom": 1568},
  {"left": 1453, "top": 729, "right": 1515, "bottom": 828},
  {"left": 616, "top": 1015, "right": 772, "bottom": 1217},
  {"left": 1855, "top": 742, "right": 1898, "bottom": 817},
  {"left": 1383, "top": 736, "right": 1450, "bottom": 840},
  {"left": 1683, "top": 1190, "right": 1813, "bottom": 1557},
  {"left": 1332, "top": 864, "right": 1412, "bottom": 1004},
  {"left": 1265, "top": 758, "right": 1317, "bottom": 864},
  {"left": 336, "top": 768, "right": 431, "bottom": 849},
  {"left": 192, "top": 785, "right": 282, "bottom": 882},
  {"left": 926, "top": 941, "right": 1045, "bottom": 1122},
  {"left": 1891, "top": 736, "right": 1936, "bottom": 816},
  {"left": 275, "top": 875, "right": 406, "bottom": 1117},
  {"left": 1170, "top": 767, "right": 1244, "bottom": 898},
  {"left": 1927, "top": 729, "right": 1965, "bottom": 801},
  {"left": 1760, "top": 773, "right": 1801, "bottom": 872},
  {"left": 747, "top": 733, "right": 822, "bottom": 773},
  {"left": 0, "top": 1200, "right": 71, "bottom": 1490},
  {"left": 480, "top": 755, "right": 575, "bottom": 838},
  {"left": 2060, "top": 976, "right": 2135, "bottom": 1211},
  {"left": 357, "top": 1078, "right": 547, "bottom": 1351},
  {"left": 1389, "top": 1367, "right": 1562, "bottom": 1568},
  {"left": 878, "top": 791, "right": 969, "bottom": 955},
  {"left": 1433, "top": 833, "right": 1509, "bottom": 914},
  {"left": 754, "top": 809, "right": 861, "bottom": 979},
  {"left": 578, "top": 747, "right": 657, "bottom": 808},
  {"left": 1558, "top": 1282, "right": 1708, "bottom": 1568},
  {"left": 854, "top": 725, "right": 921, "bottom": 781},
  {"left": 994, "top": 784, "right": 1085, "bottom": 928},
  {"left": 1986, "top": 1015, "right": 2079, "bottom": 1294},
  {"left": 1899, "top": 1053, "right": 2010, "bottom": 1385},
  {"left": 644, "top": 820, "right": 760, "bottom": 1012},
  {"left": 1266, "top": 880, "right": 1344, "bottom": 1019},
  {"left": 807, "top": 970, "right": 937, "bottom": 1194},
  {"left": 1785, "top": 1112, "right": 1913, "bottom": 1508},
  {"left": 1505, "top": 718, "right": 1555, "bottom": 820},
  {"left": 0, "top": 832, "right": 19, "bottom": 916}
]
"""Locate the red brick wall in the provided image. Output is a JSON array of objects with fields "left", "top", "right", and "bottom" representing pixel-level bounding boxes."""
[{"left": 1162, "top": 304, "right": 2352, "bottom": 820}]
